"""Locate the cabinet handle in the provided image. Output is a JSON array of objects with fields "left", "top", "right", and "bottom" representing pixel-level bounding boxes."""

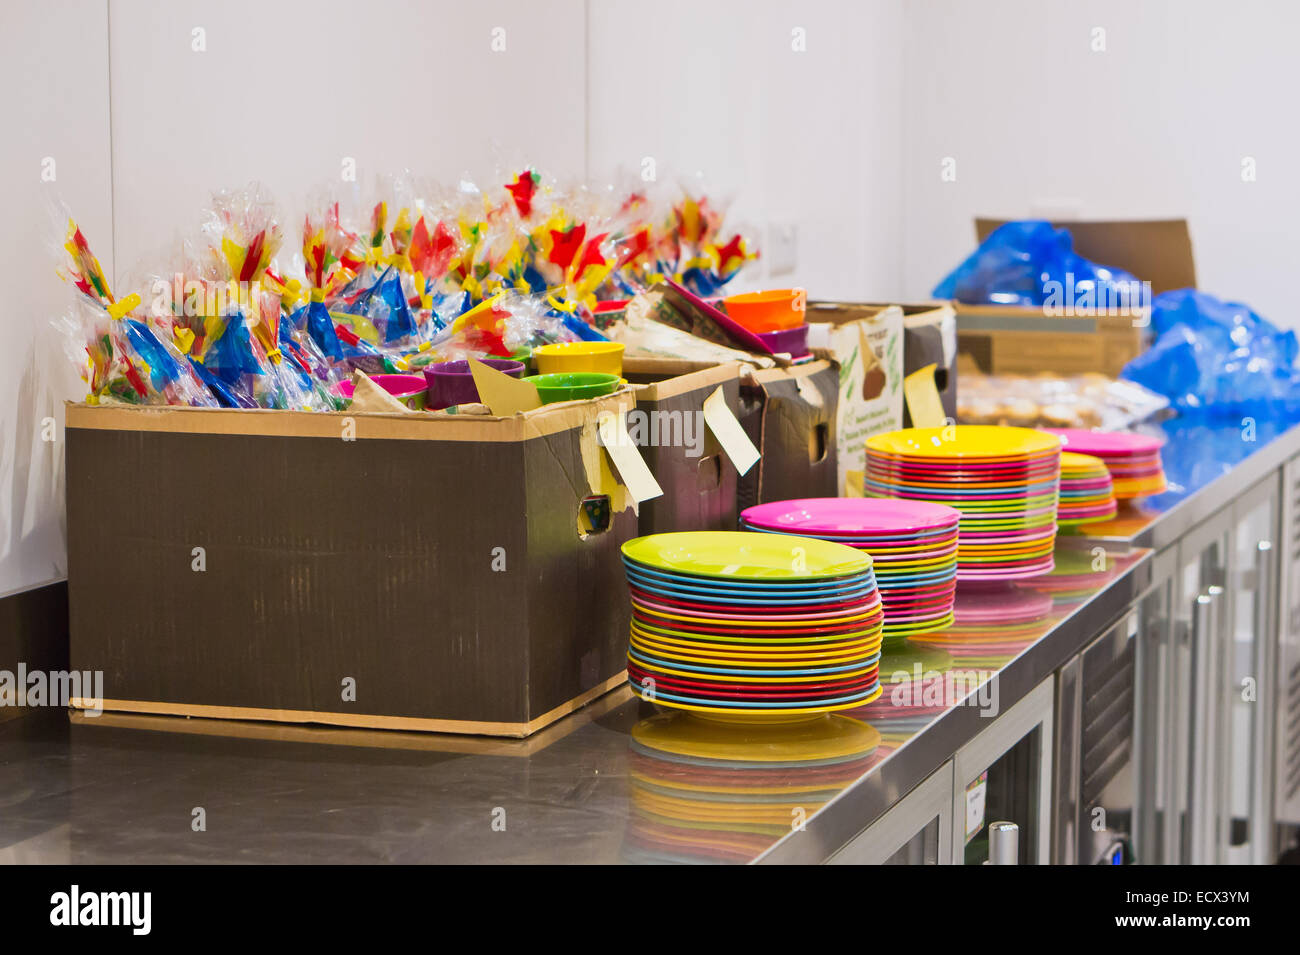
[
  {"left": 986, "top": 821, "right": 1019, "bottom": 865},
  {"left": 1188, "top": 592, "right": 1215, "bottom": 864},
  {"left": 1247, "top": 541, "right": 1274, "bottom": 860}
]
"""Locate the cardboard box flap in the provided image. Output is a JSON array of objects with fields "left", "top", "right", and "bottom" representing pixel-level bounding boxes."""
[
  {"left": 624, "top": 359, "right": 743, "bottom": 400},
  {"left": 65, "top": 390, "right": 637, "bottom": 443},
  {"left": 974, "top": 218, "right": 1196, "bottom": 294}
]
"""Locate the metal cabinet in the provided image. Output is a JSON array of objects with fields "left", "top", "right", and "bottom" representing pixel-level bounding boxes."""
[
  {"left": 828, "top": 762, "right": 954, "bottom": 865},
  {"left": 1275, "top": 456, "right": 1300, "bottom": 832},
  {"left": 1224, "top": 476, "right": 1278, "bottom": 863},
  {"left": 829, "top": 678, "right": 1054, "bottom": 865},
  {"left": 952, "top": 677, "right": 1054, "bottom": 864},
  {"left": 1135, "top": 474, "right": 1281, "bottom": 864},
  {"left": 1134, "top": 547, "right": 1177, "bottom": 864},
  {"left": 1055, "top": 606, "right": 1141, "bottom": 864}
]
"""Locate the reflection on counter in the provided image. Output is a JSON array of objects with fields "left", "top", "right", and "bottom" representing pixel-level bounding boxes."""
[{"left": 623, "top": 713, "right": 882, "bottom": 864}]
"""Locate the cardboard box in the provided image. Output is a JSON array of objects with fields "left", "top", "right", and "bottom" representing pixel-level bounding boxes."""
[
  {"left": 65, "top": 394, "right": 645, "bottom": 737},
  {"left": 898, "top": 303, "right": 958, "bottom": 428},
  {"left": 955, "top": 304, "right": 1145, "bottom": 377},
  {"left": 955, "top": 218, "right": 1196, "bottom": 377},
  {"left": 974, "top": 218, "right": 1196, "bottom": 294},
  {"left": 805, "top": 302, "right": 905, "bottom": 496},
  {"left": 624, "top": 359, "right": 753, "bottom": 536},
  {"left": 736, "top": 360, "right": 840, "bottom": 509}
]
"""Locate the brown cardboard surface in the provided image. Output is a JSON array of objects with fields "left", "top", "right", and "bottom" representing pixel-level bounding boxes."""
[
  {"left": 628, "top": 361, "right": 745, "bottom": 535},
  {"left": 955, "top": 307, "right": 1144, "bottom": 377},
  {"left": 66, "top": 390, "right": 635, "bottom": 442},
  {"left": 975, "top": 218, "right": 1196, "bottom": 294},
  {"left": 738, "top": 361, "right": 839, "bottom": 509},
  {"left": 66, "top": 395, "right": 638, "bottom": 737},
  {"left": 625, "top": 359, "right": 741, "bottom": 399}
]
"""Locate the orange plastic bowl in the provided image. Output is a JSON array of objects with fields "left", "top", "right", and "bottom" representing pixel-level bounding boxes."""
[{"left": 722, "top": 289, "right": 805, "bottom": 333}]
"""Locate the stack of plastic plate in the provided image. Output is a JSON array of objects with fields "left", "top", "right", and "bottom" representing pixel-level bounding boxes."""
[
  {"left": 865, "top": 426, "right": 1062, "bottom": 581},
  {"left": 623, "top": 713, "right": 880, "bottom": 864},
  {"left": 1057, "top": 452, "right": 1117, "bottom": 526},
  {"left": 739, "top": 498, "right": 960, "bottom": 638},
  {"left": 622, "top": 531, "right": 885, "bottom": 716},
  {"left": 1043, "top": 428, "right": 1166, "bottom": 500}
]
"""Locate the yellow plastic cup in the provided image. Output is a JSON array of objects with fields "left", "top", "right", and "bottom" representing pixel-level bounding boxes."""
[{"left": 532, "top": 341, "right": 625, "bottom": 376}]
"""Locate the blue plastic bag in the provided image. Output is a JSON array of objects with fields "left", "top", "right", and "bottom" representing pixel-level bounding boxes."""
[
  {"left": 933, "top": 220, "right": 1143, "bottom": 308},
  {"left": 1122, "top": 289, "right": 1300, "bottom": 418}
]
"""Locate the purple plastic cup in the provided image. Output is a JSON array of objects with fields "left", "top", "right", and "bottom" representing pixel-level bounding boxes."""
[
  {"left": 424, "top": 358, "right": 526, "bottom": 410},
  {"left": 757, "top": 324, "right": 810, "bottom": 357}
]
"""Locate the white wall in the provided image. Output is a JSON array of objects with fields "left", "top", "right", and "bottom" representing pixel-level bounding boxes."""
[
  {"left": 902, "top": 0, "right": 1300, "bottom": 324},
  {"left": 587, "top": 0, "right": 905, "bottom": 302},
  {"left": 109, "top": 0, "right": 587, "bottom": 278},
  {"left": 0, "top": 0, "right": 113, "bottom": 595}
]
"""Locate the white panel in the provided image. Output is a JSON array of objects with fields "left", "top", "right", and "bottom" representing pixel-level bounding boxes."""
[
  {"left": 587, "top": 0, "right": 906, "bottom": 302},
  {"left": 902, "top": 0, "right": 1300, "bottom": 326},
  {"left": 0, "top": 0, "right": 113, "bottom": 594},
  {"left": 108, "top": 0, "right": 587, "bottom": 282}
]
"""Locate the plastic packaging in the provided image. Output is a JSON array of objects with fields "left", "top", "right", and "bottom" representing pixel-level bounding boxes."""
[
  {"left": 956, "top": 372, "right": 1169, "bottom": 430},
  {"left": 56, "top": 218, "right": 218, "bottom": 407},
  {"left": 1122, "top": 288, "right": 1300, "bottom": 417},
  {"left": 933, "top": 220, "right": 1144, "bottom": 308}
]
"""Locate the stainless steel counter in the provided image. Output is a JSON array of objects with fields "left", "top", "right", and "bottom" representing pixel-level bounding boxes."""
[{"left": 2, "top": 415, "right": 1299, "bottom": 865}]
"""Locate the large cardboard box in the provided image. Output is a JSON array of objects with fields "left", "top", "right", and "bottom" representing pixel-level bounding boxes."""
[
  {"left": 955, "top": 218, "right": 1195, "bottom": 377},
  {"left": 805, "top": 302, "right": 905, "bottom": 497},
  {"left": 624, "top": 359, "right": 753, "bottom": 536},
  {"left": 736, "top": 360, "right": 840, "bottom": 509},
  {"left": 65, "top": 394, "right": 644, "bottom": 737}
]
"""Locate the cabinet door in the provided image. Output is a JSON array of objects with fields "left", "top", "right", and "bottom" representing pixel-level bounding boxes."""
[
  {"left": 1134, "top": 547, "right": 1178, "bottom": 864},
  {"left": 1173, "top": 511, "right": 1233, "bottom": 865},
  {"left": 952, "top": 677, "right": 1054, "bottom": 864},
  {"left": 1276, "top": 457, "right": 1300, "bottom": 830},
  {"left": 827, "top": 762, "right": 954, "bottom": 865},
  {"left": 1225, "top": 475, "right": 1280, "bottom": 864}
]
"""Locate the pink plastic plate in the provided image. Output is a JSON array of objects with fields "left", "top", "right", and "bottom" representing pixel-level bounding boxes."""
[{"left": 740, "top": 498, "right": 962, "bottom": 536}]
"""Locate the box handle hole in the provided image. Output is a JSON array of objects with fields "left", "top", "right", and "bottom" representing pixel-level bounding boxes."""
[
  {"left": 809, "top": 423, "right": 829, "bottom": 464},
  {"left": 578, "top": 495, "right": 612, "bottom": 536},
  {"left": 697, "top": 455, "right": 722, "bottom": 493}
]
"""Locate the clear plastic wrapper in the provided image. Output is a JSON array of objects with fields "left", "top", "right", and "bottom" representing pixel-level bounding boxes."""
[
  {"left": 56, "top": 217, "right": 217, "bottom": 407},
  {"left": 956, "top": 372, "right": 1168, "bottom": 430}
]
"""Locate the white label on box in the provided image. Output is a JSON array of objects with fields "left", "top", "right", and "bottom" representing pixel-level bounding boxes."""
[
  {"left": 597, "top": 411, "right": 664, "bottom": 503},
  {"left": 965, "top": 771, "right": 988, "bottom": 844},
  {"left": 702, "top": 386, "right": 760, "bottom": 476}
]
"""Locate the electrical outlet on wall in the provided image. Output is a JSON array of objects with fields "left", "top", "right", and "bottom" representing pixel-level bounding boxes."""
[{"left": 766, "top": 222, "right": 797, "bottom": 277}]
